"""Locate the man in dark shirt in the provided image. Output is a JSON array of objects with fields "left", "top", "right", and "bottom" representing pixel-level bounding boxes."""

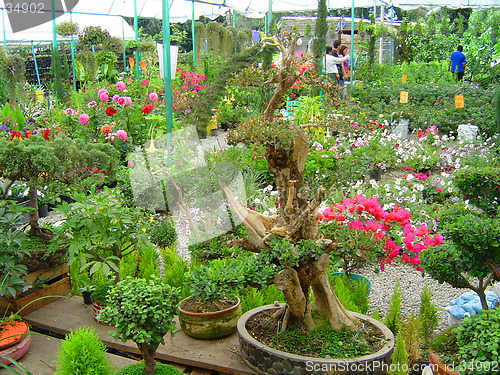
[{"left": 332, "top": 40, "right": 345, "bottom": 99}]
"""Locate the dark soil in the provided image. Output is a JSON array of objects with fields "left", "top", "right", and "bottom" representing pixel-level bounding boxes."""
[
  {"left": 246, "top": 309, "right": 387, "bottom": 359},
  {"left": 180, "top": 296, "right": 237, "bottom": 313}
]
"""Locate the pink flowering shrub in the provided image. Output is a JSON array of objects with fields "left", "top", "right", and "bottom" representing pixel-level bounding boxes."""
[
  {"left": 172, "top": 68, "right": 207, "bottom": 120},
  {"left": 319, "top": 194, "right": 443, "bottom": 274}
]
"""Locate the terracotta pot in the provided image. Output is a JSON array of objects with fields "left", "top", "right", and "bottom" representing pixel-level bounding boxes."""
[
  {"left": 428, "top": 348, "right": 460, "bottom": 375},
  {"left": 0, "top": 321, "right": 31, "bottom": 365},
  {"left": 178, "top": 295, "right": 241, "bottom": 339},
  {"left": 238, "top": 305, "right": 395, "bottom": 375}
]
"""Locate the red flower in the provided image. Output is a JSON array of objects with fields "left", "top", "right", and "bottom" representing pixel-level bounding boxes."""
[
  {"left": 43, "top": 129, "right": 50, "bottom": 140},
  {"left": 105, "top": 106, "right": 117, "bottom": 116},
  {"left": 141, "top": 104, "right": 153, "bottom": 114},
  {"left": 24, "top": 131, "right": 32, "bottom": 138}
]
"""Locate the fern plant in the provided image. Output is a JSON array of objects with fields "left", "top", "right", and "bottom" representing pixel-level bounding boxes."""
[{"left": 55, "top": 326, "right": 112, "bottom": 375}]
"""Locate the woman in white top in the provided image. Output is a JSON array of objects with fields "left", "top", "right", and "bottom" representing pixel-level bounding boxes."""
[{"left": 324, "top": 45, "right": 349, "bottom": 81}]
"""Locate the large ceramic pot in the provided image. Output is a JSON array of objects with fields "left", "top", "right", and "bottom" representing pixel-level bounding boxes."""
[
  {"left": 428, "top": 348, "right": 460, "bottom": 375},
  {"left": 331, "top": 272, "right": 372, "bottom": 296},
  {"left": 0, "top": 321, "right": 31, "bottom": 365},
  {"left": 178, "top": 295, "right": 241, "bottom": 340},
  {"left": 238, "top": 304, "right": 394, "bottom": 375}
]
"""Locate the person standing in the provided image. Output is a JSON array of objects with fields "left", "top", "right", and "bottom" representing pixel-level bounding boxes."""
[
  {"left": 325, "top": 46, "right": 349, "bottom": 86},
  {"left": 332, "top": 40, "right": 345, "bottom": 99},
  {"left": 340, "top": 45, "right": 349, "bottom": 81},
  {"left": 448, "top": 45, "right": 466, "bottom": 82}
]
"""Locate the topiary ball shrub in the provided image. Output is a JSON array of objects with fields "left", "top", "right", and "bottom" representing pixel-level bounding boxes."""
[
  {"left": 55, "top": 326, "right": 112, "bottom": 375},
  {"left": 115, "top": 363, "right": 183, "bottom": 375}
]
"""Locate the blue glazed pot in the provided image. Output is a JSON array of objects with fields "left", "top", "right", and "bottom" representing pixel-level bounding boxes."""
[{"left": 331, "top": 272, "right": 372, "bottom": 296}]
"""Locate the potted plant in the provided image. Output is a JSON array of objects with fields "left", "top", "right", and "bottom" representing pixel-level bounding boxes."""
[
  {"left": 78, "top": 280, "right": 96, "bottom": 306},
  {"left": 100, "top": 276, "right": 180, "bottom": 375},
  {"left": 428, "top": 327, "right": 460, "bottom": 375},
  {"left": 141, "top": 32, "right": 443, "bottom": 373},
  {"left": 89, "top": 283, "right": 112, "bottom": 325},
  {"left": 0, "top": 314, "right": 31, "bottom": 366},
  {"left": 178, "top": 260, "right": 243, "bottom": 340}
]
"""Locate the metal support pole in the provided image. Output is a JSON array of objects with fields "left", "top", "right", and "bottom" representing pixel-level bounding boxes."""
[
  {"left": 1, "top": 9, "right": 7, "bottom": 50},
  {"left": 267, "top": 0, "right": 272, "bottom": 34},
  {"left": 264, "top": 14, "right": 268, "bottom": 36},
  {"left": 350, "top": 0, "right": 354, "bottom": 93},
  {"left": 379, "top": 4, "right": 384, "bottom": 64},
  {"left": 233, "top": 10, "right": 236, "bottom": 28},
  {"left": 390, "top": 4, "right": 393, "bottom": 65},
  {"left": 122, "top": 18, "right": 126, "bottom": 72},
  {"left": 162, "top": 0, "right": 173, "bottom": 133},
  {"left": 192, "top": 0, "right": 196, "bottom": 67},
  {"left": 51, "top": 0, "right": 58, "bottom": 97},
  {"left": 134, "top": 0, "right": 140, "bottom": 81},
  {"left": 31, "top": 41, "right": 41, "bottom": 87},
  {"left": 70, "top": 12, "right": 76, "bottom": 90}
]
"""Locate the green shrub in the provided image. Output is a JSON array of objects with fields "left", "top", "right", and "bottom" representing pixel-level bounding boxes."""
[
  {"left": 160, "top": 246, "right": 190, "bottom": 299},
  {"left": 418, "top": 283, "right": 438, "bottom": 345},
  {"left": 401, "top": 314, "right": 423, "bottom": 368},
  {"left": 55, "top": 326, "right": 112, "bottom": 375},
  {"left": 115, "top": 362, "right": 182, "bottom": 375},
  {"left": 384, "top": 280, "right": 402, "bottom": 336},
  {"left": 148, "top": 218, "right": 177, "bottom": 248},
  {"left": 90, "top": 283, "right": 112, "bottom": 306},
  {"left": 388, "top": 332, "right": 408, "bottom": 375},
  {"left": 101, "top": 276, "right": 179, "bottom": 375},
  {"left": 330, "top": 274, "right": 369, "bottom": 314},
  {"left": 455, "top": 167, "right": 500, "bottom": 215},
  {"left": 235, "top": 285, "right": 285, "bottom": 313},
  {"left": 456, "top": 307, "right": 500, "bottom": 375},
  {"left": 428, "top": 326, "right": 459, "bottom": 365}
]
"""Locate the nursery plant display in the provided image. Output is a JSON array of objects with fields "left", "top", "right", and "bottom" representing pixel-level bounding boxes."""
[{"left": 100, "top": 276, "right": 179, "bottom": 375}]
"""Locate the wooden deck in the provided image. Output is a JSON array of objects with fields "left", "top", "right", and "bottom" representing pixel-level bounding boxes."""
[{"left": 21, "top": 296, "right": 255, "bottom": 375}]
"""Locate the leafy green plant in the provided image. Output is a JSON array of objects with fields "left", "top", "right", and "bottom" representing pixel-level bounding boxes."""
[
  {"left": 90, "top": 283, "right": 112, "bottom": 306},
  {"left": 100, "top": 276, "right": 179, "bottom": 375},
  {"left": 0, "top": 49, "right": 26, "bottom": 105},
  {"left": 456, "top": 307, "right": 500, "bottom": 375},
  {"left": 149, "top": 217, "right": 177, "bottom": 249},
  {"left": 384, "top": 280, "right": 402, "bottom": 336},
  {"left": 455, "top": 167, "right": 500, "bottom": 215},
  {"left": 50, "top": 187, "right": 151, "bottom": 280},
  {"left": 159, "top": 247, "right": 190, "bottom": 299},
  {"left": 79, "top": 26, "right": 111, "bottom": 49},
  {"left": 0, "top": 201, "right": 30, "bottom": 297},
  {"left": 330, "top": 274, "right": 369, "bottom": 314},
  {"left": 56, "top": 21, "right": 79, "bottom": 37},
  {"left": 388, "top": 332, "right": 408, "bottom": 375},
  {"left": 418, "top": 283, "right": 438, "bottom": 345},
  {"left": 428, "top": 326, "right": 459, "bottom": 365},
  {"left": 95, "top": 51, "right": 118, "bottom": 69},
  {"left": 55, "top": 326, "right": 112, "bottom": 375},
  {"left": 115, "top": 363, "right": 182, "bottom": 375},
  {"left": 235, "top": 285, "right": 284, "bottom": 314}
]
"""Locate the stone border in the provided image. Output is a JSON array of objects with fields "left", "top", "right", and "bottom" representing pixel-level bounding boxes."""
[{"left": 238, "top": 304, "right": 395, "bottom": 375}]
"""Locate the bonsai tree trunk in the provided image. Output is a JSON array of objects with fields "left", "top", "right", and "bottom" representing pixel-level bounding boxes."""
[
  {"left": 223, "top": 129, "right": 357, "bottom": 331},
  {"left": 139, "top": 342, "right": 158, "bottom": 375}
]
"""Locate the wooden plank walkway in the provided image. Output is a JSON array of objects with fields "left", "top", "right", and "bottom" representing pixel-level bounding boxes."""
[
  {"left": 22, "top": 296, "right": 255, "bottom": 375},
  {"left": 0, "top": 334, "right": 137, "bottom": 375}
]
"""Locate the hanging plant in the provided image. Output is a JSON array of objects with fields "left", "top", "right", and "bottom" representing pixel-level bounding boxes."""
[
  {"left": 0, "top": 49, "right": 26, "bottom": 105},
  {"left": 304, "top": 20, "right": 312, "bottom": 37}
]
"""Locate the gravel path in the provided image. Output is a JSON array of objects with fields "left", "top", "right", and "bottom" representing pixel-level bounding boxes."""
[{"left": 359, "top": 260, "right": 464, "bottom": 331}]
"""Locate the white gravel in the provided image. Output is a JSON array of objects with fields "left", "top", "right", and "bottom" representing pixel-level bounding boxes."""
[{"left": 360, "top": 260, "right": 465, "bottom": 331}]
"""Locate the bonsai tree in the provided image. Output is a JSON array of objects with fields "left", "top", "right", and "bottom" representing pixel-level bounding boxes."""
[
  {"left": 420, "top": 167, "right": 500, "bottom": 311},
  {"left": 100, "top": 276, "right": 179, "bottom": 375},
  {"left": 0, "top": 131, "right": 119, "bottom": 238},
  {"left": 144, "top": 32, "right": 442, "bottom": 334}
]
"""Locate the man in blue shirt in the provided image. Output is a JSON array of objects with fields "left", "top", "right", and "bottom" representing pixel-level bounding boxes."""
[{"left": 448, "top": 45, "right": 466, "bottom": 81}]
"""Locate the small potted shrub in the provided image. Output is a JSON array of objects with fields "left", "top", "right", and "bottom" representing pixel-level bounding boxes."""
[
  {"left": 90, "top": 283, "right": 112, "bottom": 325},
  {"left": 100, "top": 276, "right": 180, "bottom": 375},
  {"left": 178, "top": 260, "right": 242, "bottom": 339},
  {"left": 428, "top": 327, "right": 460, "bottom": 375},
  {"left": 55, "top": 326, "right": 112, "bottom": 375}
]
